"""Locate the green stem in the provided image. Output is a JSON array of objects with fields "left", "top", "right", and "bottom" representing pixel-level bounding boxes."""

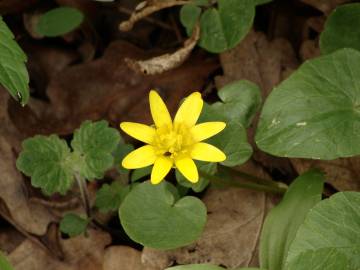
[
  {"left": 221, "top": 165, "right": 288, "bottom": 190},
  {"left": 200, "top": 171, "right": 287, "bottom": 194},
  {"left": 75, "top": 174, "right": 91, "bottom": 219}
]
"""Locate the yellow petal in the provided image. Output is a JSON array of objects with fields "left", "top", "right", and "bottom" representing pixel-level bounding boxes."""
[
  {"left": 175, "top": 157, "right": 199, "bottom": 183},
  {"left": 120, "top": 122, "right": 156, "bottom": 144},
  {"left": 191, "top": 142, "right": 226, "bottom": 162},
  {"left": 150, "top": 156, "right": 173, "bottom": 184},
  {"left": 149, "top": 90, "right": 172, "bottom": 128},
  {"left": 191, "top": 122, "right": 226, "bottom": 142},
  {"left": 122, "top": 145, "right": 156, "bottom": 169},
  {"left": 174, "top": 92, "right": 203, "bottom": 127}
]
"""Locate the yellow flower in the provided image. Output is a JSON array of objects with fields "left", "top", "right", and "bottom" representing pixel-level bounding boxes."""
[{"left": 120, "top": 90, "right": 226, "bottom": 184}]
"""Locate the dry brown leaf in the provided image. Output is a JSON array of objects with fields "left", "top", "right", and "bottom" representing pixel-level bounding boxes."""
[
  {"left": 103, "top": 246, "right": 157, "bottom": 270},
  {"left": 9, "top": 229, "right": 111, "bottom": 270},
  {"left": 125, "top": 24, "right": 200, "bottom": 75},
  {"left": 291, "top": 158, "right": 360, "bottom": 192},
  {"left": 9, "top": 41, "right": 218, "bottom": 137},
  {"left": 300, "top": 0, "right": 351, "bottom": 14},
  {"left": 142, "top": 162, "right": 277, "bottom": 269}
]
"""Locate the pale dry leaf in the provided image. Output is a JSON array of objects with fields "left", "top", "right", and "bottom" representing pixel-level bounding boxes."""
[
  {"left": 119, "top": 0, "right": 188, "bottom": 31},
  {"left": 125, "top": 24, "right": 200, "bottom": 75},
  {"left": 103, "top": 246, "right": 157, "bottom": 270},
  {"left": 9, "top": 229, "right": 111, "bottom": 270},
  {"left": 291, "top": 158, "right": 360, "bottom": 192},
  {"left": 142, "top": 161, "right": 277, "bottom": 269}
]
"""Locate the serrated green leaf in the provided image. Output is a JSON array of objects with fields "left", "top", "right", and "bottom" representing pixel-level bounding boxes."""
[
  {"left": 16, "top": 135, "right": 74, "bottom": 195},
  {"left": 131, "top": 166, "right": 152, "bottom": 182},
  {"left": 199, "top": 0, "right": 255, "bottom": 53},
  {"left": 0, "top": 16, "right": 29, "bottom": 105},
  {"left": 119, "top": 181, "right": 207, "bottom": 250},
  {"left": 36, "top": 7, "right": 84, "bottom": 37},
  {"left": 95, "top": 182, "right": 130, "bottom": 212},
  {"left": 0, "top": 251, "right": 13, "bottom": 270},
  {"left": 286, "top": 192, "right": 360, "bottom": 270},
  {"left": 320, "top": 3, "right": 360, "bottom": 55},
  {"left": 213, "top": 80, "right": 261, "bottom": 127},
  {"left": 60, "top": 213, "right": 89, "bottom": 237},
  {"left": 71, "top": 120, "right": 120, "bottom": 180},
  {"left": 256, "top": 48, "right": 360, "bottom": 159},
  {"left": 180, "top": 4, "right": 201, "bottom": 36},
  {"left": 113, "top": 143, "right": 134, "bottom": 174},
  {"left": 259, "top": 170, "right": 324, "bottom": 270},
  {"left": 176, "top": 161, "right": 215, "bottom": 192}
]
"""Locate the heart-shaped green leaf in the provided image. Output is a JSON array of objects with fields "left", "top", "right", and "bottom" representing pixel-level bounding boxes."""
[
  {"left": 16, "top": 135, "right": 74, "bottom": 195},
  {"left": 260, "top": 170, "right": 324, "bottom": 270},
  {"left": 36, "top": 7, "right": 84, "bottom": 37},
  {"left": 212, "top": 80, "right": 261, "bottom": 127},
  {"left": 119, "top": 181, "right": 207, "bottom": 250},
  {"left": 60, "top": 213, "right": 89, "bottom": 237},
  {"left": 0, "top": 16, "right": 29, "bottom": 105},
  {"left": 71, "top": 120, "right": 120, "bottom": 180},
  {"left": 286, "top": 192, "right": 360, "bottom": 270},
  {"left": 320, "top": 3, "right": 360, "bottom": 54},
  {"left": 199, "top": 0, "right": 255, "bottom": 53},
  {"left": 256, "top": 48, "right": 360, "bottom": 159}
]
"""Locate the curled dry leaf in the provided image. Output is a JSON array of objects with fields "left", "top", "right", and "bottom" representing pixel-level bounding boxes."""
[
  {"left": 300, "top": 0, "right": 351, "bottom": 14},
  {"left": 125, "top": 24, "right": 200, "bottom": 75},
  {"left": 9, "top": 229, "right": 111, "bottom": 270},
  {"left": 142, "top": 162, "right": 277, "bottom": 269},
  {"left": 119, "top": 0, "right": 189, "bottom": 31}
]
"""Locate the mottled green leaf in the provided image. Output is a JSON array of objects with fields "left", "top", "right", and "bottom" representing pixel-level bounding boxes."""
[
  {"left": 286, "top": 192, "right": 360, "bottom": 270},
  {"left": 256, "top": 48, "right": 360, "bottom": 159},
  {"left": 320, "top": 3, "right": 360, "bottom": 54},
  {"left": 95, "top": 182, "right": 130, "bottom": 212},
  {"left": 71, "top": 120, "right": 120, "bottom": 180},
  {"left": 60, "top": 213, "right": 89, "bottom": 237},
  {"left": 16, "top": 135, "right": 74, "bottom": 195},
  {"left": 0, "top": 16, "right": 29, "bottom": 105},
  {"left": 260, "top": 170, "right": 324, "bottom": 270},
  {"left": 119, "top": 181, "right": 207, "bottom": 250},
  {"left": 36, "top": 7, "right": 84, "bottom": 37}
]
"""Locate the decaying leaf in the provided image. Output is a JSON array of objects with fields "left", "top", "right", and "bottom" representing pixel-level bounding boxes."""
[
  {"left": 300, "top": 0, "right": 350, "bottom": 14},
  {"left": 125, "top": 24, "right": 200, "bottom": 75},
  {"left": 142, "top": 162, "right": 277, "bottom": 269}
]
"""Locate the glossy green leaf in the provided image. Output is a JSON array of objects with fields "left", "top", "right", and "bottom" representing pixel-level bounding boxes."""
[
  {"left": 36, "top": 7, "right": 84, "bottom": 37},
  {"left": 0, "top": 16, "right": 29, "bottom": 105},
  {"left": 0, "top": 251, "right": 13, "bottom": 270},
  {"left": 286, "top": 248, "right": 349, "bottom": 270},
  {"left": 212, "top": 80, "right": 262, "bottom": 127},
  {"left": 176, "top": 161, "right": 216, "bottom": 192},
  {"left": 95, "top": 182, "right": 130, "bottom": 212},
  {"left": 320, "top": 3, "right": 360, "bottom": 54},
  {"left": 180, "top": 4, "right": 201, "bottom": 36},
  {"left": 286, "top": 192, "right": 360, "bottom": 270},
  {"left": 119, "top": 181, "right": 207, "bottom": 250},
  {"left": 16, "top": 135, "right": 74, "bottom": 195},
  {"left": 113, "top": 143, "right": 134, "bottom": 174},
  {"left": 199, "top": 0, "right": 255, "bottom": 53},
  {"left": 71, "top": 120, "right": 120, "bottom": 180},
  {"left": 131, "top": 166, "right": 152, "bottom": 182},
  {"left": 166, "top": 264, "right": 263, "bottom": 270},
  {"left": 256, "top": 48, "right": 360, "bottom": 159},
  {"left": 200, "top": 103, "right": 252, "bottom": 167},
  {"left": 260, "top": 170, "right": 324, "bottom": 270},
  {"left": 60, "top": 213, "right": 89, "bottom": 237}
]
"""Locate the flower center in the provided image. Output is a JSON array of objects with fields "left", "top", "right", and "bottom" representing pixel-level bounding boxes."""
[{"left": 153, "top": 123, "right": 194, "bottom": 159}]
